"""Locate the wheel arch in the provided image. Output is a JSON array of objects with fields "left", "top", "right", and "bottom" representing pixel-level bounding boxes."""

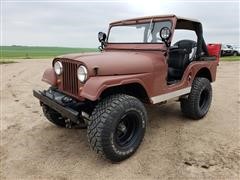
[
  {"left": 195, "top": 67, "right": 213, "bottom": 82},
  {"left": 100, "top": 83, "right": 150, "bottom": 103},
  {"left": 80, "top": 75, "right": 152, "bottom": 103}
]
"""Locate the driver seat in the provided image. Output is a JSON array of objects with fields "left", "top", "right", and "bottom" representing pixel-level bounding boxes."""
[{"left": 168, "top": 40, "right": 197, "bottom": 81}]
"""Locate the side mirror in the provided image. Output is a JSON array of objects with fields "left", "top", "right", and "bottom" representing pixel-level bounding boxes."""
[{"left": 98, "top": 32, "right": 106, "bottom": 42}]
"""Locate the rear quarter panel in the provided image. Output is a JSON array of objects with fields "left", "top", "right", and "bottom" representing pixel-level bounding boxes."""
[{"left": 150, "top": 60, "right": 218, "bottom": 97}]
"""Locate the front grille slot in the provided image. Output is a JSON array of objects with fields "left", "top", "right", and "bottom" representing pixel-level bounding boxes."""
[{"left": 62, "top": 61, "right": 78, "bottom": 96}]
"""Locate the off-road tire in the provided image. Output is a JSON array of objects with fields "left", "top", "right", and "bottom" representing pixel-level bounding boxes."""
[
  {"left": 42, "top": 105, "right": 67, "bottom": 127},
  {"left": 87, "top": 94, "right": 147, "bottom": 162},
  {"left": 180, "top": 77, "right": 212, "bottom": 119},
  {"left": 42, "top": 105, "right": 87, "bottom": 128}
]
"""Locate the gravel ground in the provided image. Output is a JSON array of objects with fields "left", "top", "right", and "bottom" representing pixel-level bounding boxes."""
[{"left": 1, "top": 59, "right": 240, "bottom": 179}]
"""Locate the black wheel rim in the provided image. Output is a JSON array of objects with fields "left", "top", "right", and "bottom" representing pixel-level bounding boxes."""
[
  {"left": 114, "top": 111, "right": 140, "bottom": 148},
  {"left": 199, "top": 89, "right": 209, "bottom": 109}
]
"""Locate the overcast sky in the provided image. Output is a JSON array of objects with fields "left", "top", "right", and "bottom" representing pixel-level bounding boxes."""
[{"left": 1, "top": 0, "right": 239, "bottom": 48}]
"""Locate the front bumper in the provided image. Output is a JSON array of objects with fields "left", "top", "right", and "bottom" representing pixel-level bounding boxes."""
[{"left": 33, "top": 89, "right": 81, "bottom": 123}]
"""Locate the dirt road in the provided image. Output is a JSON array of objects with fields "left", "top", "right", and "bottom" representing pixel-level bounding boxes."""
[{"left": 1, "top": 60, "right": 240, "bottom": 179}]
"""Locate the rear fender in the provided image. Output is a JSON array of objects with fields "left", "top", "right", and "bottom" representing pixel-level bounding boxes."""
[
  {"left": 80, "top": 74, "right": 151, "bottom": 101},
  {"left": 184, "top": 61, "right": 217, "bottom": 83}
]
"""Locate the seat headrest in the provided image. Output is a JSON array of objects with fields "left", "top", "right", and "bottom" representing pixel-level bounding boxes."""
[{"left": 174, "top": 40, "right": 197, "bottom": 54}]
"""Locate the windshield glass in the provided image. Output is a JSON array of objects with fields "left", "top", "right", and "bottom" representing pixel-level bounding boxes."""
[{"left": 108, "top": 21, "right": 172, "bottom": 43}]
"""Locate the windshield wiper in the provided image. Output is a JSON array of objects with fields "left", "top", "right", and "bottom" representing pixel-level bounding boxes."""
[{"left": 147, "top": 18, "right": 154, "bottom": 42}]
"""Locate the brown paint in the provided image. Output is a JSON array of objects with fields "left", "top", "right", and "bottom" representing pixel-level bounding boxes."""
[
  {"left": 42, "top": 68, "right": 57, "bottom": 86},
  {"left": 42, "top": 15, "right": 219, "bottom": 103}
]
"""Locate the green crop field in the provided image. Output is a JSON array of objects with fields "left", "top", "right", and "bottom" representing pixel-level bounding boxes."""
[
  {"left": 0, "top": 46, "right": 239, "bottom": 64},
  {"left": 0, "top": 46, "right": 98, "bottom": 60},
  {"left": 220, "top": 56, "right": 240, "bottom": 61}
]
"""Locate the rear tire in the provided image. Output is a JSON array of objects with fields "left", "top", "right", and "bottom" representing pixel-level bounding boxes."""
[
  {"left": 180, "top": 77, "right": 212, "bottom": 119},
  {"left": 87, "top": 94, "right": 147, "bottom": 162}
]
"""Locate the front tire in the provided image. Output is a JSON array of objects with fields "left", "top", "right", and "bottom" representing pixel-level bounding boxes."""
[
  {"left": 180, "top": 77, "right": 212, "bottom": 119},
  {"left": 42, "top": 105, "right": 67, "bottom": 127},
  {"left": 87, "top": 94, "right": 147, "bottom": 162},
  {"left": 42, "top": 105, "right": 87, "bottom": 128}
]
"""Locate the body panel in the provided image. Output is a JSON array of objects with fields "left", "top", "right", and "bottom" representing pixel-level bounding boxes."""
[
  {"left": 80, "top": 73, "right": 153, "bottom": 101},
  {"left": 39, "top": 14, "right": 219, "bottom": 104},
  {"left": 44, "top": 48, "right": 218, "bottom": 103},
  {"left": 58, "top": 51, "right": 156, "bottom": 76},
  {"left": 42, "top": 68, "right": 57, "bottom": 86}
]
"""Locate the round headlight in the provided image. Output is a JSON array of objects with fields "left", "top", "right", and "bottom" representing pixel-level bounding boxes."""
[
  {"left": 77, "top": 65, "right": 88, "bottom": 82},
  {"left": 54, "top": 61, "right": 63, "bottom": 75}
]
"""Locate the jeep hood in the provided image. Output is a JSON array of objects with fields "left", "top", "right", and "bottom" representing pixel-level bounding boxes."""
[{"left": 58, "top": 51, "right": 159, "bottom": 76}]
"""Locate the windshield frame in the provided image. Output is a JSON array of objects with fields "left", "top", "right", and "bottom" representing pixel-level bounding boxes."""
[{"left": 106, "top": 20, "right": 173, "bottom": 44}]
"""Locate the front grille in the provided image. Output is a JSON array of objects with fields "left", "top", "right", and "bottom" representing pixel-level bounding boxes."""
[{"left": 62, "top": 61, "right": 79, "bottom": 96}]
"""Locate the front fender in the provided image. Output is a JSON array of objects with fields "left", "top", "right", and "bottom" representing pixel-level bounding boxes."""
[
  {"left": 42, "top": 68, "right": 57, "bottom": 86},
  {"left": 80, "top": 73, "right": 152, "bottom": 101}
]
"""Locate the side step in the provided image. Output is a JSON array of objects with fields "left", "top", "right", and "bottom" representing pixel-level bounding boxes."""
[{"left": 151, "top": 87, "right": 191, "bottom": 104}]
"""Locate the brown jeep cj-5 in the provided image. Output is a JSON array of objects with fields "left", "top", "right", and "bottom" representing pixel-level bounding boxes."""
[{"left": 33, "top": 15, "right": 221, "bottom": 162}]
